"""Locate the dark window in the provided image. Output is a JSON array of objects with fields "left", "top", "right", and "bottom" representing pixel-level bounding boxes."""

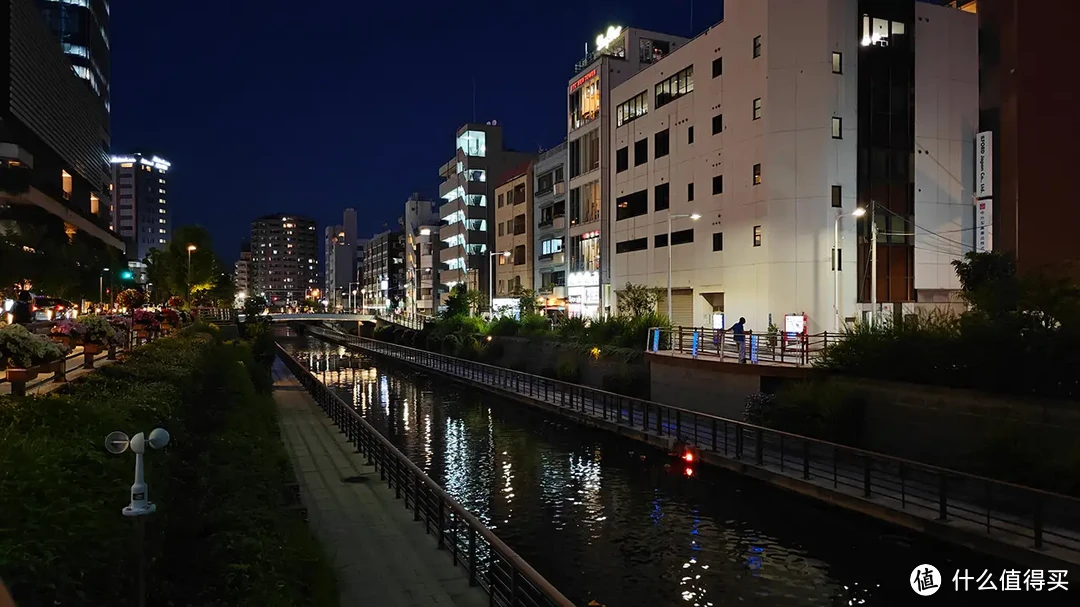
[
  {"left": 513, "top": 214, "right": 526, "bottom": 235},
  {"left": 616, "top": 189, "right": 648, "bottom": 221},
  {"left": 654, "top": 183, "right": 670, "bottom": 211},
  {"left": 569, "top": 139, "right": 581, "bottom": 178},
  {"left": 753, "top": 225, "right": 762, "bottom": 247},
  {"left": 554, "top": 166, "right": 564, "bottom": 182},
  {"left": 687, "top": 182, "right": 694, "bottom": 202},
  {"left": 687, "top": 125, "right": 694, "bottom": 144},
  {"left": 712, "top": 56, "right": 723, "bottom": 78},
  {"left": 832, "top": 185, "right": 842, "bottom": 208},
  {"left": 634, "top": 138, "right": 648, "bottom": 166},
  {"left": 536, "top": 171, "right": 554, "bottom": 194},
  {"left": 616, "top": 238, "right": 648, "bottom": 254},
  {"left": 753, "top": 164, "right": 762, "bottom": 185},
  {"left": 832, "top": 52, "right": 842, "bottom": 74},
  {"left": 712, "top": 114, "right": 723, "bottom": 135},
  {"left": 655, "top": 129, "right": 670, "bottom": 158},
  {"left": 616, "top": 147, "right": 629, "bottom": 173},
  {"left": 497, "top": 193, "right": 504, "bottom": 208},
  {"left": 753, "top": 35, "right": 762, "bottom": 58},
  {"left": 513, "top": 244, "right": 526, "bottom": 265},
  {"left": 712, "top": 175, "right": 723, "bottom": 195},
  {"left": 654, "top": 233, "right": 668, "bottom": 248},
  {"left": 712, "top": 232, "right": 724, "bottom": 251},
  {"left": 654, "top": 65, "right": 694, "bottom": 108},
  {"left": 569, "top": 187, "right": 580, "bottom": 224},
  {"left": 513, "top": 183, "right": 526, "bottom": 204},
  {"left": 616, "top": 90, "right": 649, "bottom": 127},
  {"left": 671, "top": 228, "right": 694, "bottom": 246},
  {"left": 753, "top": 98, "right": 762, "bottom": 120},
  {"left": 832, "top": 117, "right": 842, "bottom": 139},
  {"left": 553, "top": 199, "right": 565, "bottom": 218}
]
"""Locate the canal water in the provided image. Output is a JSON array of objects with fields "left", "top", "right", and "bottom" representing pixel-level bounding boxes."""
[{"left": 281, "top": 333, "right": 1036, "bottom": 607}]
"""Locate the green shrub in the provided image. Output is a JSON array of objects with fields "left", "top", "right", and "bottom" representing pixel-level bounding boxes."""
[
  {"left": 478, "top": 339, "right": 505, "bottom": 363},
  {"left": 489, "top": 316, "right": 521, "bottom": 337},
  {"left": 554, "top": 316, "right": 588, "bottom": 341},
  {"left": 555, "top": 353, "right": 581, "bottom": 383},
  {"left": 519, "top": 314, "right": 551, "bottom": 337},
  {"left": 746, "top": 381, "right": 866, "bottom": 446}
]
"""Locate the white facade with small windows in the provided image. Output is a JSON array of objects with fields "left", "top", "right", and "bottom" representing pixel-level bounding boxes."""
[{"left": 608, "top": 0, "right": 976, "bottom": 333}]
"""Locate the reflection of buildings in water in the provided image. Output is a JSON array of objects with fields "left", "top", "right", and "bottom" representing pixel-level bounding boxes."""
[
  {"left": 567, "top": 452, "right": 605, "bottom": 528},
  {"left": 402, "top": 398, "right": 410, "bottom": 432},
  {"left": 423, "top": 414, "right": 433, "bottom": 471}
]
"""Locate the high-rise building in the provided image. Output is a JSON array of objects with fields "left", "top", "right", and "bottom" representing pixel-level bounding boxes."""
[
  {"left": 969, "top": 0, "right": 1080, "bottom": 274},
  {"left": 362, "top": 230, "right": 404, "bottom": 313},
  {"left": 565, "top": 25, "right": 688, "bottom": 318},
  {"left": 324, "top": 208, "right": 358, "bottom": 310},
  {"left": 110, "top": 152, "right": 171, "bottom": 262},
  {"left": 34, "top": 0, "right": 111, "bottom": 115},
  {"left": 437, "top": 123, "right": 533, "bottom": 308},
  {"left": 250, "top": 213, "right": 319, "bottom": 307},
  {"left": 402, "top": 193, "right": 439, "bottom": 315},
  {"left": 607, "top": 0, "right": 977, "bottom": 331},
  {"left": 493, "top": 161, "right": 535, "bottom": 304},
  {"left": 1, "top": 0, "right": 120, "bottom": 255},
  {"left": 533, "top": 143, "right": 568, "bottom": 309},
  {"left": 234, "top": 240, "right": 252, "bottom": 298}
]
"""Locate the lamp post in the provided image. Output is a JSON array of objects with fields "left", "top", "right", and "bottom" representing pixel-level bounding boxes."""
[
  {"left": 186, "top": 244, "right": 197, "bottom": 287},
  {"left": 665, "top": 213, "right": 701, "bottom": 323},
  {"left": 100, "top": 267, "right": 110, "bottom": 307},
  {"left": 489, "top": 250, "right": 511, "bottom": 315},
  {"left": 833, "top": 206, "right": 866, "bottom": 332}
]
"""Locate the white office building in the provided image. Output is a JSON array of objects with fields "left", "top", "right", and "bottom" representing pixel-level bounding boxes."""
[{"left": 608, "top": 0, "right": 977, "bottom": 332}]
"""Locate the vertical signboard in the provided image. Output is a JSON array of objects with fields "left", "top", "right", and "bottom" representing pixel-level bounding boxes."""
[
  {"left": 975, "top": 131, "right": 994, "bottom": 252},
  {"left": 976, "top": 199, "right": 993, "bottom": 253}
]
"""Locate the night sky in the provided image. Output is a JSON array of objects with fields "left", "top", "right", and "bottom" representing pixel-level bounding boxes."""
[{"left": 109, "top": 0, "right": 723, "bottom": 263}]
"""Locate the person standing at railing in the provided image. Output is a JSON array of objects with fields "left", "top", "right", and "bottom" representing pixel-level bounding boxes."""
[{"left": 731, "top": 317, "right": 747, "bottom": 364}]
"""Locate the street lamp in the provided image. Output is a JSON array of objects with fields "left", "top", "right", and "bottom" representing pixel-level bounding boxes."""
[
  {"left": 186, "top": 244, "right": 197, "bottom": 288},
  {"left": 665, "top": 213, "right": 701, "bottom": 323},
  {"left": 100, "top": 267, "right": 110, "bottom": 307},
  {"left": 833, "top": 206, "right": 867, "bottom": 332},
  {"left": 489, "top": 250, "right": 511, "bottom": 314}
]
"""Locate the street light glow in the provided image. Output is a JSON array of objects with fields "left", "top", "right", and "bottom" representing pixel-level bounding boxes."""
[
  {"left": 690, "top": 213, "right": 701, "bottom": 220},
  {"left": 852, "top": 207, "right": 867, "bottom": 218},
  {"left": 187, "top": 244, "right": 197, "bottom": 252}
]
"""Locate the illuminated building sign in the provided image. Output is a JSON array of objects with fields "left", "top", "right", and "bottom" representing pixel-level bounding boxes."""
[
  {"left": 570, "top": 69, "right": 597, "bottom": 93},
  {"left": 596, "top": 25, "right": 623, "bottom": 52}
]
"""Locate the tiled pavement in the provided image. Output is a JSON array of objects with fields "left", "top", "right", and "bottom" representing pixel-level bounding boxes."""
[{"left": 272, "top": 362, "right": 489, "bottom": 607}]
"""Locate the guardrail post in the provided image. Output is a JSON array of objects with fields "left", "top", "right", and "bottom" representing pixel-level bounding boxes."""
[
  {"left": 468, "top": 526, "right": 477, "bottom": 586},
  {"left": 394, "top": 459, "right": 401, "bottom": 499},
  {"left": 414, "top": 477, "right": 421, "bottom": 522},
  {"left": 712, "top": 419, "right": 718, "bottom": 452},
  {"left": 510, "top": 568, "right": 519, "bottom": 607},
  {"left": 438, "top": 500, "right": 446, "bottom": 550},
  {"left": 755, "top": 429, "right": 763, "bottom": 465}
]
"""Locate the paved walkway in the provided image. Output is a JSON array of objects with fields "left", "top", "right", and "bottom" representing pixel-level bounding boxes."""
[{"left": 272, "top": 361, "right": 488, "bottom": 607}]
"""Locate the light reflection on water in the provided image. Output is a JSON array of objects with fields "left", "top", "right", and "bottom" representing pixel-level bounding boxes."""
[{"left": 283, "top": 334, "right": 1017, "bottom": 607}]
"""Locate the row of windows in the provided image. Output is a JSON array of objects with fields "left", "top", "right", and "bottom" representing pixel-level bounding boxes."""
[
  {"left": 613, "top": 167, "right": 760, "bottom": 219},
  {"left": 616, "top": 91, "right": 649, "bottom": 128},
  {"left": 655, "top": 66, "right": 694, "bottom": 109},
  {"left": 616, "top": 228, "right": 761, "bottom": 255}
]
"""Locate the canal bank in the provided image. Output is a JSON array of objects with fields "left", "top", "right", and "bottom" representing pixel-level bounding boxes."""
[
  {"left": 300, "top": 326, "right": 1080, "bottom": 572},
  {"left": 280, "top": 330, "right": 1075, "bottom": 607}
]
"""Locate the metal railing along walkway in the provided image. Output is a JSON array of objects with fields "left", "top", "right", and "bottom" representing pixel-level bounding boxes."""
[
  {"left": 648, "top": 326, "right": 848, "bottom": 366},
  {"left": 307, "top": 326, "right": 1080, "bottom": 566},
  {"left": 276, "top": 343, "right": 574, "bottom": 607},
  {"left": 375, "top": 311, "right": 433, "bottom": 331}
]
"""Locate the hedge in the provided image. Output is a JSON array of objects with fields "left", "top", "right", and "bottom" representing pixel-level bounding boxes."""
[{"left": 0, "top": 326, "right": 336, "bottom": 606}]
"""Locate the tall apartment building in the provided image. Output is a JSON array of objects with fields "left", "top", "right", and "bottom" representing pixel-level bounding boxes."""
[
  {"left": 402, "top": 193, "right": 439, "bottom": 315},
  {"left": 250, "top": 213, "right": 319, "bottom": 306},
  {"left": 1, "top": 0, "right": 120, "bottom": 256},
  {"left": 362, "top": 230, "right": 404, "bottom": 313},
  {"left": 494, "top": 161, "right": 535, "bottom": 303},
  {"left": 437, "top": 123, "right": 533, "bottom": 309},
  {"left": 534, "top": 143, "right": 568, "bottom": 306},
  {"left": 234, "top": 241, "right": 252, "bottom": 298},
  {"left": 608, "top": 0, "right": 977, "bottom": 332},
  {"left": 110, "top": 152, "right": 171, "bottom": 262},
  {"left": 565, "top": 26, "right": 688, "bottom": 318},
  {"left": 324, "top": 208, "right": 358, "bottom": 310},
  {"left": 35, "top": 0, "right": 111, "bottom": 115}
]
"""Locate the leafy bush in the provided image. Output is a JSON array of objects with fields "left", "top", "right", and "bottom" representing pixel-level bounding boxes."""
[
  {"left": 0, "top": 324, "right": 67, "bottom": 369},
  {"left": 78, "top": 314, "right": 117, "bottom": 345},
  {"left": 555, "top": 353, "right": 581, "bottom": 383},
  {"left": 519, "top": 314, "right": 551, "bottom": 337},
  {"left": 974, "top": 426, "right": 1080, "bottom": 497},
  {"left": 478, "top": 339, "right": 505, "bottom": 363},
  {"left": 554, "top": 316, "right": 588, "bottom": 341},
  {"left": 489, "top": 316, "right": 521, "bottom": 337},
  {"left": 744, "top": 381, "right": 866, "bottom": 445}
]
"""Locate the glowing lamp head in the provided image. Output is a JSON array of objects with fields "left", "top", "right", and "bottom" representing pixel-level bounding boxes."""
[
  {"left": 187, "top": 244, "right": 197, "bottom": 252},
  {"left": 690, "top": 213, "right": 702, "bottom": 221},
  {"left": 683, "top": 452, "right": 695, "bottom": 463},
  {"left": 852, "top": 207, "right": 867, "bottom": 218}
]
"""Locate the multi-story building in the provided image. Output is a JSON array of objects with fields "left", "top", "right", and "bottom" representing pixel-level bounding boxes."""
[
  {"left": 350, "top": 237, "right": 368, "bottom": 311},
  {"left": 533, "top": 143, "right": 568, "bottom": 308},
  {"left": 324, "top": 208, "right": 357, "bottom": 310},
  {"left": 35, "top": 0, "right": 111, "bottom": 115},
  {"left": 1, "top": 0, "right": 120, "bottom": 258},
  {"left": 608, "top": 0, "right": 977, "bottom": 332},
  {"left": 249, "top": 213, "right": 319, "bottom": 307},
  {"left": 493, "top": 161, "right": 535, "bottom": 305},
  {"left": 402, "top": 193, "right": 439, "bottom": 315},
  {"left": 969, "top": 0, "right": 1080, "bottom": 275},
  {"left": 234, "top": 241, "right": 252, "bottom": 298},
  {"left": 362, "top": 230, "right": 404, "bottom": 313},
  {"left": 565, "top": 25, "right": 688, "bottom": 318},
  {"left": 437, "top": 123, "right": 533, "bottom": 309},
  {"left": 110, "top": 152, "right": 171, "bottom": 262}
]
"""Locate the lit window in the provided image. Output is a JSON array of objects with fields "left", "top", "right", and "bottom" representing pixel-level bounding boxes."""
[
  {"left": 159, "top": 208, "right": 166, "bottom": 214},
  {"left": 753, "top": 98, "right": 762, "bottom": 120},
  {"left": 753, "top": 164, "right": 762, "bottom": 185},
  {"left": 121, "top": 163, "right": 133, "bottom": 168},
  {"left": 90, "top": 193, "right": 100, "bottom": 214},
  {"left": 832, "top": 52, "right": 843, "bottom": 74},
  {"left": 159, "top": 218, "right": 167, "bottom": 224},
  {"left": 832, "top": 117, "right": 842, "bottom": 139},
  {"left": 159, "top": 239, "right": 166, "bottom": 244},
  {"left": 159, "top": 229, "right": 166, "bottom": 234},
  {"left": 753, "top": 225, "right": 762, "bottom": 247},
  {"left": 61, "top": 170, "right": 73, "bottom": 199}
]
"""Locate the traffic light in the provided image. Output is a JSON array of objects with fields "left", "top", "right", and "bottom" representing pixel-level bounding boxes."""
[{"left": 120, "top": 270, "right": 134, "bottom": 280}]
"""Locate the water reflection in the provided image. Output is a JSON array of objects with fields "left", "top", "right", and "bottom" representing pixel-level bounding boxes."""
[{"left": 282, "top": 334, "right": 1016, "bottom": 607}]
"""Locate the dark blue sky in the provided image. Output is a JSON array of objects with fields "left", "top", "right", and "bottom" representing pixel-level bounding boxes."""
[{"left": 110, "top": 0, "right": 723, "bottom": 262}]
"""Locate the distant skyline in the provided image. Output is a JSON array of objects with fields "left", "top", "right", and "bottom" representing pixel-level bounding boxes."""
[{"left": 109, "top": 0, "right": 723, "bottom": 263}]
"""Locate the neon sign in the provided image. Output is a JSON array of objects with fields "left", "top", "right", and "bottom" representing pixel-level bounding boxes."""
[
  {"left": 570, "top": 69, "right": 597, "bottom": 93},
  {"left": 596, "top": 25, "right": 623, "bottom": 52}
]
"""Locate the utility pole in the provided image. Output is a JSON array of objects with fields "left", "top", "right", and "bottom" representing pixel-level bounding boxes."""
[{"left": 869, "top": 200, "right": 878, "bottom": 326}]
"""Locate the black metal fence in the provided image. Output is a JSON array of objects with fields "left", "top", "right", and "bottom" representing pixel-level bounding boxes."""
[
  {"left": 276, "top": 343, "right": 575, "bottom": 607},
  {"left": 648, "top": 326, "right": 849, "bottom": 366},
  {"left": 307, "top": 327, "right": 1080, "bottom": 564}
]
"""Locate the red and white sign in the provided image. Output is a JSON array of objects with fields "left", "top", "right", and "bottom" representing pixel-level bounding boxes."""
[{"left": 976, "top": 199, "right": 993, "bottom": 253}]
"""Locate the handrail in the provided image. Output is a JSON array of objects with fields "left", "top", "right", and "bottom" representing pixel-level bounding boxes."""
[
  {"left": 646, "top": 325, "right": 849, "bottom": 366},
  {"left": 305, "top": 325, "right": 1080, "bottom": 564},
  {"left": 275, "top": 342, "right": 574, "bottom": 606}
]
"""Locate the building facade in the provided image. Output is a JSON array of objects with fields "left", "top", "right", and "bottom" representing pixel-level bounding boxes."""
[
  {"left": 437, "top": 123, "right": 533, "bottom": 309},
  {"left": 494, "top": 162, "right": 535, "bottom": 304},
  {"left": 249, "top": 213, "right": 319, "bottom": 307},
  {"left": 362, "top": 230, "right": 404, "bottom": 313},
  {"left": 533, "top": 143, "right": 568, "bottom": 308},
  {"left": 110, "top": 152, "right": 171, "bottom": 262},
  {"left": 402, "top": 193, "right": 439, "bottom": 315},
  {"left": 608, "top": 0, "right": 977, "bottom": 332},
  {"left": 35, "top": 0, "right": 111, "bottom": 115},
  {"left": 324, "top": 208, "right": 357, "bottom": 310},
  {"left": 566, "top": 26, "right": 688, "bottom": 318},
  {"left": 1, "top": 0, "right": 120, "bottom": 258},
  {"left": 234, "top": 241, "right": 252, "bottom": 298}
]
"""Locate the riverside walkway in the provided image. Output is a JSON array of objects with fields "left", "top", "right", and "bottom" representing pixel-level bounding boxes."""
[
  {"left": 305, "top": 326, "right": 1080, "bottom": 570},
  {"left": 272, "top": 361, "right": 488, "bottom": 607}
]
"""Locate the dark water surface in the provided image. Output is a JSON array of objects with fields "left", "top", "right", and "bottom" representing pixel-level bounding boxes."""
[{"left": 281, "top": 333, "right": 1038, "bottom": 607}]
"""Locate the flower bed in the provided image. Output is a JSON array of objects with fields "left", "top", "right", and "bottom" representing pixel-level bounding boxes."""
[
  {"left": 0, "top": 327, "right": 337, "bottom": 605},
  {"left": 1, "top": 324, "right": 68, "bottom": 375}
]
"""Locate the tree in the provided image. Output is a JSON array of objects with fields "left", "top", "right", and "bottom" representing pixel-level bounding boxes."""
[
  {"left": 513, "top": 287, "right": 541, "bottom": 316},
  {"left": 441, "top": 284, "right": 482, "bottom": 318},
  {"left": 952, "top": 251, "right": 1021, "bottom": 319},
  {"left": 143, "top": 225, "right": 227, "bottom": 307},
  {"left": 617, "top": 282, "right": 663, "bottom": 317},
  {"left": 244, "top": 295, "right": 268, "bottom": 319}
]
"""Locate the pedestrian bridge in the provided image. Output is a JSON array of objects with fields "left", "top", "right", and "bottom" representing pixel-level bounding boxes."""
[{"left": 265, "top": 313, "right": 376, "bottom": 323}]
